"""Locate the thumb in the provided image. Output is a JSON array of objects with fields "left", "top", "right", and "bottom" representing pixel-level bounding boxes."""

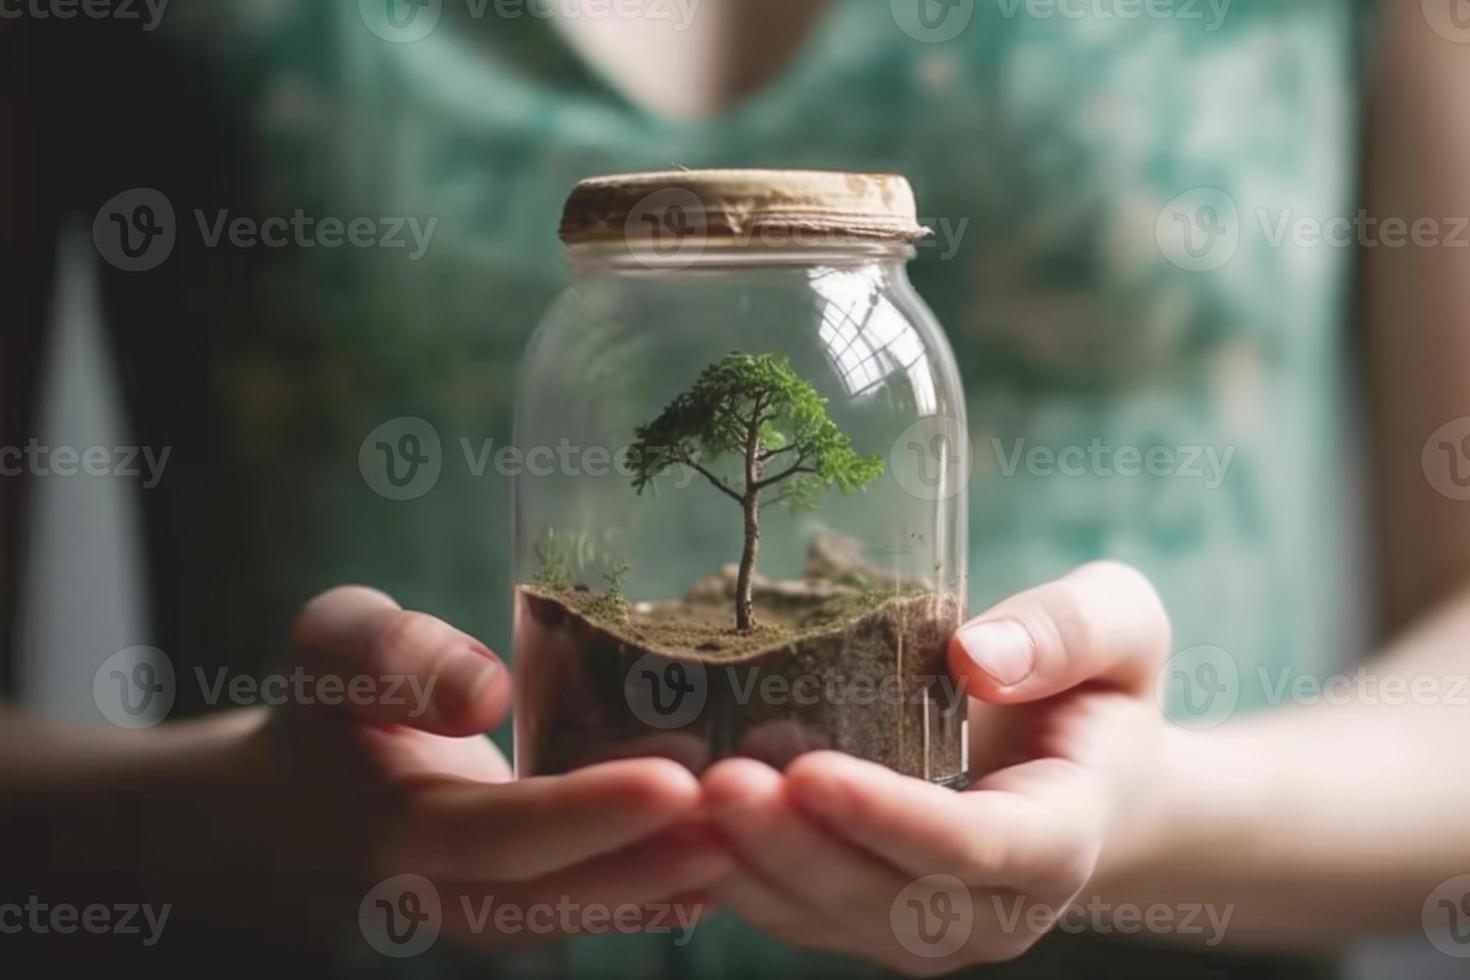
[
  {"left": 291, "top": 585, "right": 511, "bottom": 735},
  {"left": 948, "top": 561, "right": 1171, "bottom": 705}
]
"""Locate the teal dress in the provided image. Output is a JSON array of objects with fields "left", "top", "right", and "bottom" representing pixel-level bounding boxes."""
[{"left": 16, "top": 0, "right": 1372, "bottom": 975}]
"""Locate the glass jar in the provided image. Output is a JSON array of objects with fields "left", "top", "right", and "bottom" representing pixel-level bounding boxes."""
[{"left": 513, "top": 170, "right": 969, "bottom": 788}]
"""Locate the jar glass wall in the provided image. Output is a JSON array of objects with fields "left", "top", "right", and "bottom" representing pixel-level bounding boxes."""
[{"left": 514, "top": 176, "right": 969, "bottom": 788}]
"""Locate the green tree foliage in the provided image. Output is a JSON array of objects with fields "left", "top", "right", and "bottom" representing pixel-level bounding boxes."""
[{"left": 628, "top": 353, "right": 884, "bottom": 631}]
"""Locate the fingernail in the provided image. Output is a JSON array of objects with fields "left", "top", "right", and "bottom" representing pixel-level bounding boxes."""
[{"left": 957, "top": 620, "right": 1035, "bottom": 687}]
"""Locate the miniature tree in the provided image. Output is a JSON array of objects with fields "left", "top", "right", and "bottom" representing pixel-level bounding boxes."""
[{"left": 628, "top": 353, "right": 885, "bottom": 631}]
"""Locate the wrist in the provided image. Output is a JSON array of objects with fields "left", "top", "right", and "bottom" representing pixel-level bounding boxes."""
[{"left": 1092, "top": 722, "right": 1275, "bottom": 897}]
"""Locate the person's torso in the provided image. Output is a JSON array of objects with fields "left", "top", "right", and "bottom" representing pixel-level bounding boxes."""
[{"left": 54, "top": 1, "right": 1370, "bottom": 974}]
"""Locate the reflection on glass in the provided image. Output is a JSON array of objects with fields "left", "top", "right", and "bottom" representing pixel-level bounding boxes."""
[{"left": 810, "top": 267, "right": 937, "bottom": 413}]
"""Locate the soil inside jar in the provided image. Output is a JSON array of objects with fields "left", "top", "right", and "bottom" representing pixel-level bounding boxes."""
[{"left": 514, "top": 545, "right": 967, "bottom": 785}]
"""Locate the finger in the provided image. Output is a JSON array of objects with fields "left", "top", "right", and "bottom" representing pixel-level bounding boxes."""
[
  {"left": 703, "top": 758, "right": 921, "bottom": 962},
  {"left": 707, "top": 760, "right": 1047, "bottom": 973},
  {"left": 709, "top": 869, "right": 842, "bottom": 951},
  {"left": 364, "top": 724, "right": 516, "bottom": 784},
  {"left": 394, "top": 758, "right": 703, "bottom": 881},
  {"left": 735, "top": 719, "right": 827, "bottom": 770},
  {"left": 785, "top": 752, "right": 1101, "bottom": 905},
  {"left": 948, "top": 561, "right": 1170, "bottom": 704},
  {"left": 436, "top": 826, "right": 731, "bottom": 947},
  {"left": 292, "top": 585, "right": 510, "bottom": 735}
]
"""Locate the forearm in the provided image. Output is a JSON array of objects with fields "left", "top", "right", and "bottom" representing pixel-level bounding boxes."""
[
  {"left": 0, "top": 708, "right": 271, "bottom": 912},
  {"left": 1097, "top": 593, "right": 1470, "bottom": 947}
]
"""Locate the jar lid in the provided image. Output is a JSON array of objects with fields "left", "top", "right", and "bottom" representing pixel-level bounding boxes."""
[{"left": 559, "top": 169, "right": 930, "bottom": 251}]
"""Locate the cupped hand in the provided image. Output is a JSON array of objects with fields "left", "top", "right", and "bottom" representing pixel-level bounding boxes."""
[
  {"left": 701, "top": 562, "right": 1172, "bottom": 975},
  {"left": 216, "top": 586, "right": 729, "bottom": 947}
]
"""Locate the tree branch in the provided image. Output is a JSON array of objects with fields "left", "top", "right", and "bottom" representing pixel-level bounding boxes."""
[
  {"left": 753, "top": 459, "right": 817, "bottom": 490},
  {"left": 764, "top": 477, "right": 818, "bottom": 507},
  {"left": 683, "top": 455, "right": 745, "bottom": 504},
  {"left": 758, "top": 443, "right": 801, "bottom": 463},
  {"left": 745, "top": 392, "right": 771, "bottom": 432}
]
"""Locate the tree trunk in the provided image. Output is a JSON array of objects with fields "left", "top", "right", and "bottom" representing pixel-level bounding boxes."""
[
  {"left": 735, "top": 494, "right": 759, "bottom": 631},
  {"left": 736, "top": 400, "right": 766, "bottom": 632}
]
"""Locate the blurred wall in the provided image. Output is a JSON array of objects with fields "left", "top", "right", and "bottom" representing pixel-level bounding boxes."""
[{"left": 17, "top": 229, "right": 147, "bottom": 722}]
